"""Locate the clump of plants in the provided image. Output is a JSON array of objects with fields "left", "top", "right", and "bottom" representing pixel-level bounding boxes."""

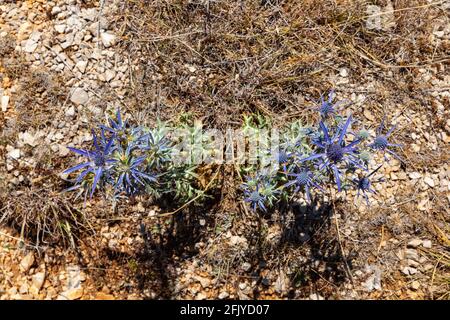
[
  {"left": 63, "top": 109, "right": 208, "bottom": 204},
  {"left": 241, "top": 91, "right": 402, "bottom": 211},
  {"left": 63, "top": 92, "right": 402, "bottom": 213}
]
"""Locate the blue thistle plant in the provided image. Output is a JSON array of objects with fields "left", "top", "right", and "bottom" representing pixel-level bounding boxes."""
[
  {"left": 284, "top": 167, "right": 324, "bottom": 202},
  {"left": 299, "top": 116, "right": 365, "bottom": 191},
  {"left": 353, "top": 165, "right": 384, "bottom": 205},
  {"left": 240, "top": 91, "right": 396, "bottom": 212},
  {"left": 64, "top": 109, "right": 205, "bottom": 205},
  {"left": 63, "top": 129, "right": 116, "bottom": 198},
  {"left": 369, "top": 119, "right": 403, "bottom": 162},
  {"left": 315, "top": 90, "right": 348, "bottom": 119},
  {"left": 244, "top": 188, "right": 267, "bottom": 212},
  {"left": 111, "top": 144, "right": 157, "bottom": 195},
  {"left": 242, "top": 173, "right": 279, "bottom": 212}
]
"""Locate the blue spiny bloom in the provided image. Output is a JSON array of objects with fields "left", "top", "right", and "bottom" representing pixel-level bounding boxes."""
[
  {"left": 284, "top": 167, "right": 324, "bottom": 202},
  {"left": 242, "top": 173, "right": 279, "bottom": 212},
  {"left": 273, "top": 149, "right": 292, "bottom": 172},
  {"left": 64, "top": 129, "right": 116, "bottom": 198},
  {"left": 100, "top": 108, "right": 142, "bottom": 147},
  {"left": 244, "top": 187, "right": 267, "bottom": 211},
  {"left": 112, "top": 144, "right": 157, "bottom": 195},
  {"left": 315, "top": 90, "right": 348, "bottom": 119},
  {"left": 369, "top": 119, "right": 403, "bottom": 162},
  {"left": 299, "top": 116, "right": 365, "bottom": 191},
  {"left": 353, "top": 165, "right": 384, "bottom": 205}
]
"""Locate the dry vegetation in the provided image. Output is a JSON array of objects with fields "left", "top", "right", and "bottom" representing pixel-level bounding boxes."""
[{"left": 0, "top": 0, "right": 449, "bottom": 300}]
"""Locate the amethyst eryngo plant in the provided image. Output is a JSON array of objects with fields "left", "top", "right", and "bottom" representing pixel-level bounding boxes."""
[
  {"left": 63, "top": 109, "right": 205, "bottom": 204},
  {"left": 241, "top": 92, "right": 402, "bottom": 211}
]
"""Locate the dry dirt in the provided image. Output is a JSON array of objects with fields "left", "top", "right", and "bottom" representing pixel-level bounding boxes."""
[{"left": 0, "top": 0, "right": 449, "bottom": 300}]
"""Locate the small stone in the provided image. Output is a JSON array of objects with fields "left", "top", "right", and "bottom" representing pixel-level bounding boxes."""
[
  {"left": 194, "top": 276, "right": 211, "bottom": 289},
  {"left": 54, "top": 24, "right": 66, "bottom": 33},
  {"left": 70, "top": 88, "right": 89, "bottom": 105},
  {"left": 407, "top": 239, "right": 422, "bottom": 248},
  {"left": 363, "top": 109, "right": 375, "bottom": 121},
  {"left": 423, "top": 176, "right": 435, "bottom": 188},
  {"left": 363, "top": 265, "right": 382, "bottom": 292},
  {"left": 75, "top": 61, "right": 88, "bottom": 73},
  {"left": 422, "top": 240, "right": 432, "bottom": 249},
  {"left": 8, "top": 287, "right": 17, "bottom": 296},
  {"left": 407, "top": 259, "right": 420, "bottom": 267},
  {"left": 82, "top": 8, "right": 97, "bottom": 22},
  {"left": 274, "top": 271, "right": 289, "bottom": 294},
  {"left": 230, "top": 235, "right": 247, "bottom": 246},
  {"left": 57, "top": 287, "right": 83, "bottom": 300},
  {"left": 22, "top": 132, "right": 37, "bottom": 147},
  {"left": 20, "top": 252, "right": 35, "bottom": 272},
  {"left": 65, "top": 106, "right": 76, "bottom": 118},
  {"left": 408, "top": 172, "right": 421, "bottom": 180},
  {"left": 24, "top": 40, "right": 37, "bottom": 53},
  {"left": 405, "top": 249, "right": 419, "bottom": 261},
  {"left": 412, "top": 144, "right": 420, "bottom": 152},
  {"left": 100, "top": 32, "right": 117, "bottom": 48},
  {"left": 8, "top": 149, "right": 21, "bottom": 160},
  {"left": 104, "top": 69, "right": 115, "bottom": 82},
  {"left": 94, "top": 292, "right": 115, "bottom": 300},
  {"left": 410, "top": 281, "right": 420, "bottom": 290},
  {"left": 339, "top": 68, "right": 348, "bottom": 77},
  {"left": 59, "top": 145, "right": 70, "bottom": 157},
  {"left": 31, "top": 272, "right": 46, "bottom": 294},
  {"left": 195, "top": 292, "right": 207, "bottom": 300},
  {"left": 241, "top": 262, "right": 251, "bottom": 272},
  {"left": 423, "top": 264, "right": 434, "bottom": 271},
  {"left": 24, "top": 31, "right": 41, "bottom": 53},
  {"left": 238, "top": 283, "right": 247, "bottom": 290},
  {"left": 401, "top": 267, "right": 417, "bottom": 275},
  {"left": 1, "top": 95, "right": 9, "bottom": 112},
  {"left": 110, "top": 80, "right": 121, "bottom": 88},
  {"left": 433, "top": 30, "right": 445, "bottom": 38},
  {"left": 51, "top": 6, "right": 62, "bottom": 15},
  {"left": 309, "top": 293, "right": 324, "bottom": 300},
  {"left": 19, "top": 283, "right": 28, "bottom": 294},
  {"left": 218, "top": 292, "right": 229, "bottom": 299}
]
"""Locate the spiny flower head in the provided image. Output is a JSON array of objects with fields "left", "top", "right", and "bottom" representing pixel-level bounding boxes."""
[
  {"left": 101, "top": 108, "right": 142, "bottom": 147},
  {"left": 353, "top": 165, "right": 384, "bottom": 205},
  {"left": 63, "top": 129, "right": 116, "bottom": 198},
  {"left": 284, "top": 167, "right": 323, "bottom": 201},
  {"left": 315, "top": 90, "right": 348, "bottom": 119},
  {"left": 369, "top": 119, "right": 403, "bottom": 162},
  {"left": 299, "top": 116, "right": 364, "bottom": 190},
  {"left": 242, "top": 172, "right": 279, "bottom": 211},
  {"left": 244, "top": 189, "right": 267, "bottom": 211},
  {"left": 140, "top": 129, "right": 172, "bottom": 169},
  {"left": 112, "top": 144, "right": 157, "bottom": 195}
]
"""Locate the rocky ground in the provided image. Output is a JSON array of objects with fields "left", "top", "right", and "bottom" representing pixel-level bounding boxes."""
[{"left": 0, "top": 0, "right": 449, "bottom": 300}]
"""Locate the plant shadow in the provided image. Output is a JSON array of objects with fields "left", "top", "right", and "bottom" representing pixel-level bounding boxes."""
[
  {"left": 252, "top": 198, "right": 355, "bottom": 298},
  {"left": 129, "top": 195, "right": 220, "bottom": 299}
]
